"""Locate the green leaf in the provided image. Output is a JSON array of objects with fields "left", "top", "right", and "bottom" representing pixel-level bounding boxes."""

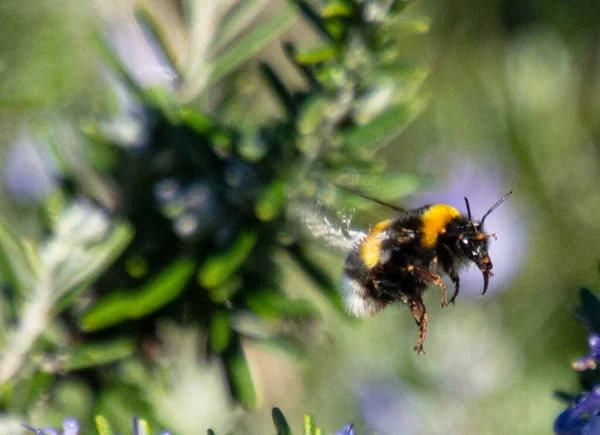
[
  {"left": 245, "top": 288, "right": 318, "bottom": 319},
  {"left": 180, "top": 106, "right": 217, "bottom": 134},
  {"left": 260, "top": 62, "right": 297, "bottom": 118},
  {"left": 209, "top": 310, "right": 233, "bottom": 353},
  {"left": 272, "top": 407, "right": 292, "bottom": 435},
  {"left": 321, "top": 1, "right": 355, "bottom": 18},
  {"left": 283, "top": 42, "right": 320, "bottom": 88},
  {"left": 581, "top": 288, "right": 600, "bottom": 333},
  {"left": 207, "top": 276, "right": 243, "bottom": 303},
  {"left": 393, "top": 16, "right": 431, "bottom": 33},
  {"left": 298, "top": 96, "right": 329, "bottom": 135},
  {"left": 95, "top": 415, "right": 116, "bottom": 435},
  {"left": 136, "top": 8, "right": 180, "bottom": 75},
  {"left": 343, "top": 99, "right": 427, "bottom": 154},
  {"left": 223, "top": 335, "right": 256, "bottom": 409},
  {"left": 323, "top": 17, "right": 346, "bottom": 40},
  {"left": 19, "top": 371, "right": 53, "bottom": 414},
  {"left": 207, "top": 430, "right": 217, "bottom": 435},
  {"left": 376, "top": 59, "right": 429, "bottom": 81},
  {"left": 304, "top": 414, "right": 316, "bottom": 435},
  {"left": 295, "top": 45, "right": 339, "bottom": 65},
  {"left": 211, "top": 5, "right": 298, "bottom": 83},
  {"left": 92, "top": 33, "right": 146, "bottom": 101},
  {"left": 213, "top": 0, "right": 269, "bottom": 52},
  {"left": 198, "top": 230, "right": 258, "bottom": 288},
  {"left": 131, "top": 258, "right": 195, "bottom": 316},
  {"left": 291, "top": 0, "right": 333, "bottom": 42},
  {"left": 53, "top": 222, "right": 134, "bottom": 312},
  {"left": 285, "top": 245, "right": 346, "bottom": 315},
  {"left": 0, "top": 216, "right": 38, "bottom": 293},
  {"left": 255, "top": 180, "right": 287, "bottom": 222},
  {"left": 80, "top": 258, "right": 195, "bottom": 332},
  {"left": 144, "top": 87, "right": 181, "bottom": 123},
  {"left": 62, "top": 338, "right": 135, "bottom": 371}
]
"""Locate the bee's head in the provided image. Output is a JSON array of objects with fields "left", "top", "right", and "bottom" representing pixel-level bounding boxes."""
[
  {"left": 452, "top": 192, "right": 512, "bottom": 295},
  {"left": 456, "top": 222, "right": 493, "bottom": 293}
]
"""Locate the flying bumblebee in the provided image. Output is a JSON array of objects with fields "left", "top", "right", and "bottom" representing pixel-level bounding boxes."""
[{"left": 328, "top": 190, "right": 513, "bottom": 353}]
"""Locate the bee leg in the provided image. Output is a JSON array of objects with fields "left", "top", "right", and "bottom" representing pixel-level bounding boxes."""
[
  {"left": 449, "top": 272, "right": 460, "bottom": 304},
  {"left": 409, "top": 266, "right": 448, "bottom": 308},
  {"left": 408, "top": 296, "right": 428, "bottom": 354}
]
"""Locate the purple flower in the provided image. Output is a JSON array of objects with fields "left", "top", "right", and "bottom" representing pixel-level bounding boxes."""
[
  {"left": 22, "top": 417, "right": 79, "bottom": 435},
  {"left": 335, "top": 423, "right": 356, "bottom": 435},
  {"left": 62, "top": 419, "right": 79, "bottom": 435},
  {"left": 4, "top": 135, "right": 58, "bottom": 203},
  {"left": 554, "top": 386, "right": 600, "bottom": 434}
]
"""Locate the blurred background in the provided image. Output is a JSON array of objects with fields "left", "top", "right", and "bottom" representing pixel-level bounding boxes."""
[{"left": 1, "top": 0, "right": 600, "bottom": 434}]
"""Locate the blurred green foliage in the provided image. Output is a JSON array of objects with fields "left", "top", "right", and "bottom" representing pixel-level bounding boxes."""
[
  {"left": 0, "top": 0, "right": 426, "bottom": 432},
  {"left": 1, "top": 0, "right": 600, "bottom": 434}
]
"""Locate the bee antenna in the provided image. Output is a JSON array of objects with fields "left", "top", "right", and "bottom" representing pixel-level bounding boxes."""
[
  {"left": 334, "top": 185, "right": 405, "bottom": 213},
  {"left": 464, "top": 197, "right": 472, "bottom": 221},
  {"left": 480, "top": 191, "right": 513, "bottom": 227}
]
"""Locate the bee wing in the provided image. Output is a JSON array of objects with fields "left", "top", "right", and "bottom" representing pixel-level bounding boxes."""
[{"left": 292, "top": 201, "right": 366, "bottom": 253}]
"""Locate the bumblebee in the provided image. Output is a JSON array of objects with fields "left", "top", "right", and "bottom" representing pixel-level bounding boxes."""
[{"left": 341, "top": 191, "right": 512, "bottom": 353}]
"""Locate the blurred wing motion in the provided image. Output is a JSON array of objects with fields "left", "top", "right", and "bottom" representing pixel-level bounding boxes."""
[{"left": 292, "top": 201, "right": 366, "bottom": 253}]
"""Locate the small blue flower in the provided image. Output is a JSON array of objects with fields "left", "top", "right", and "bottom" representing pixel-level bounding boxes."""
[
  {"left": 555, "top": 386, "right": 600, "bottom": 435},
  {"left": 335, "top": 423, "right": 356, "bottom": 435},
  {"left": 62, "top": 418, "right": 79, "bottom": 435},
  {"left": 22, "top": 417, "right": 79, "bottom": 435}
]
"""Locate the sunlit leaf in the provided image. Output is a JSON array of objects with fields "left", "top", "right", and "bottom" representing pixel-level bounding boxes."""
[
  {"left": 136, "top": 8, "right": 180, "bottom": 76},
  {"left": 0, "top": 216, "right": 38, "bottom": 294},
  {"left": 92, "top": 33, "right": 146, "bottom": 100},
  {"left": 321, "top": 1, "right": 355, "bottom": 18},
  {"left": 209, "top": 310, "right": 233, "bottom": 353},
  {"left": 198, "top": 230, "right": 258, "bottom": 288},
  {"left": 53, "top": 222, "right": 134, "bottom": 311},
  {"left": 211, "top": 5, "right": 298, "bottom": 83},
  {"left": 180, "top": 106, "right": 217, "bottom": 134},
  {"left": 298, "top": 96, "right": 329, "bottom": 135},
  {"left": 80, "top": 258, "right": 195, "bottom": 332},
  {"left": 343, "top": 99, "right": 427, "bottom": 154},
  {"left": 295, "top": 45, "right": 339, "bottom": 65},
  {"left": 223, "top": 335, "right": 256, "bottom": 409},
  {"left": 283, "top": 42, "right": 320, "bottom": 88},
  {"left": 392, "top": 16, "right": 431, "bottom": 33},
  {"left": 207, "top": 276, "right": 243, "bottom": 303},
  {"left": 304, "top": 414, "right": 316, "bottom": 435},
  {"left": 61, "top": 339, "right": 136, "bottom": 371},
  {"left": 245, "top": 288, "right": 318, "bottom": 319},
  {"left": 213, "top": 0, "right": 270, "bottom": 52},
  {"left": 95, "top": 415, "right": 116, "bottom": 435},
  {"left": 255, "top": 180, "right": 287, "bottom": 222}
]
